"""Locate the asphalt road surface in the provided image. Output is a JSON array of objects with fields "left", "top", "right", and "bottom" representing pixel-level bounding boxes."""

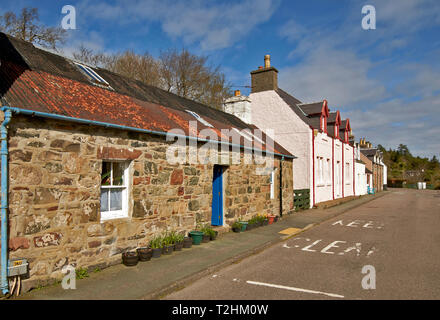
[{"left": 164, "top": 189, "right": 440, "bottom": 300}]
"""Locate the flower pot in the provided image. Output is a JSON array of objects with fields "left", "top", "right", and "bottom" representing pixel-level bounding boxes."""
[
  {"left": 267, "top": 215, "right": 275, "bottom": 225},
  {"left": 152, "top": 248, "right": 162, "bottom": 258},
  {"left": 232, "top": 227, "right": 241, "bottom": 233},
  {"left": 210, "top": 231, "right": 218, "bottom": 241},
  {"left": 239, "top": 221, "right": 248, "bottom": 232},
  {"left": 183, "top": 237, "right": 192, "bottom": 248},
  {"left": 189, "top": 231, "right": 204, "bottom": 245},
  {"left": 174, "top": 241, "right": 184, "bottom": 251},
  {"left": 122, "top": 251, "right": 139, "bottom": 266},
  {"left": 263, "top": 219, "right": 269, "bottom": 226},
  {"left": 136, "top": 247, "right": 152, "bottom": 262},
  {"left": 202, "top": 234, "right": 210, "bottom": 243},
  {"left": 163, "top": 245, "right": 174, "bottom": 255}
]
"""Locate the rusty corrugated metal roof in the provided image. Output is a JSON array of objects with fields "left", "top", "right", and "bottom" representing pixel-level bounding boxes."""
[{"left": 0, "top": 33, "right": 292, "bottom": 157}]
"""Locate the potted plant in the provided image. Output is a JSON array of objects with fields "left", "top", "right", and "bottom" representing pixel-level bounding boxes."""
[
  {"left": 201, "top": 224, "right": 213, "bottom": 243},
  {"left": 149, "top": 235, "right": 163, "bottom": 258},
  {"left": 136, "top": 246, "right": 153, "bottom": 262},
  {"left": 267, "top": 214, "right": 275, "bottom": 225},
  {"left": 262, "top": 214, "right": 269, "bottom": 226},
  {"left": 189, "top": 224, "right": 204, "bottom": 245},
  {"left": 209, "top": 229, "right": 218, "bottom": 240},
  {"left": 173, "top": 232, "right": 185, "bottom": 251},
  {"left": 183, "top": 236, "right": 192, "bottom": 248},
  {"left": 122, "top": 251, "right": 139, "bottom": 266},
  {"left": 231, "top": 221, "right": 242, "bottom": 233},
  {"left": 247, "top": 217, "right": 257, "bottom": 231},
  {"left": 238, "top": 220, "right": 248, "bottom": 232},
  {"left": 162, "top": 232, "right": 174, "bottom": 255},
  {"left": 189, "top": 231, "right": 204, "bottom": 245}
]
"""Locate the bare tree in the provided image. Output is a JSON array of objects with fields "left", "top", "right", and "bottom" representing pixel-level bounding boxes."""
[
  {"left": 72, "top": 45, "right": 115, "bottom": 68},
  {"left": 72, "top": 46, "right": 232, "bottom": 109},
  {"left": 0, "top": 7, "right": 66, "bottom": 50},
  {"left": 159, "top": 48, "right": 231, "bottom": 109},
  {"left": 109, "top": 51, "right": 162, "bottom": 88}
]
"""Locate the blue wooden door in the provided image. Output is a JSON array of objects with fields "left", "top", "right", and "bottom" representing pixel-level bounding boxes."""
[{"left": 212, "top": 165, "right": 223, "bottom": 226}]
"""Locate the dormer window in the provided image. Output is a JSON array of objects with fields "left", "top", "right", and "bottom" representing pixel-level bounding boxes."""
[{"left": 75, "top": 62, "right": 112, "bottom": 88}]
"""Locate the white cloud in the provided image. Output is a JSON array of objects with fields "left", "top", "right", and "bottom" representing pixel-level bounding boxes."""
[
  {"left": 279, "top": 46, "right": 386, "bottom": 107},
  {"left": 277, "top": 1, "right": 440, "bottom": 158},
  {"left": 77, "top": 0, "right": 280, "bottom": 51}
]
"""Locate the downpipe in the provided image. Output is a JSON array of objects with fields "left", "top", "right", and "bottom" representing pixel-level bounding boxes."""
[
  {"left": 279, "top": 156, "right": 284, "bottom": 217},
  {"left": 1, "top": 109, "right": 12, "bottom": 295}
]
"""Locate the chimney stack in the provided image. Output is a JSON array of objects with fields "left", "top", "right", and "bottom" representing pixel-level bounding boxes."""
[{"left": 250, "top": 54, "right": 278, "bottom": 93}]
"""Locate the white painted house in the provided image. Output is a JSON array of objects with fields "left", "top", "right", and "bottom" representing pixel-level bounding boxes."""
[
  {"left": 354, "top": 142, "right": 368, "bottom": 195},
  {"left": 223, "top": 55, "right": 355, "bottom": 208}
]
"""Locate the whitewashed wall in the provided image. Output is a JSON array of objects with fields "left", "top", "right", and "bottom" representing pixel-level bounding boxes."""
[{"left": 314, "top": 131, "right": 334, "bottom": 204}]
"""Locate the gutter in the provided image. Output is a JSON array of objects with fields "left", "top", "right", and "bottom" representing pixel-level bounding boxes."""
[
  {"left": 279, "top": 156, "right": 284, "bottom": 217},
  {"left": 1, "top": 109, "right": 12, "bottom": 295},
  {"left": 1, "top": 107, "right": 296, "bottom": 160},
  {"left": 312, "top": 130, "right": 315, "bottom": 207}
]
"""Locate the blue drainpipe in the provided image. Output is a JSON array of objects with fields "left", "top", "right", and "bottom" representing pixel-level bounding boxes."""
[{"left": 1, "top": 109, "right": 12, "bottom": 294}]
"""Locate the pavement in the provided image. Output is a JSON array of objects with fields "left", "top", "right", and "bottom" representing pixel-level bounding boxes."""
[
  {"left": 165, "top": 188, "right": 440, "bottom": 300},
  {"left": 16, "top": 192, "right": 387, "bottom": 300}
]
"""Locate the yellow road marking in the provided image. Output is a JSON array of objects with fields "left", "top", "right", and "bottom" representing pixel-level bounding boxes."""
[{"left": 278, "top": 227, "right": 302, "bottom": 235}]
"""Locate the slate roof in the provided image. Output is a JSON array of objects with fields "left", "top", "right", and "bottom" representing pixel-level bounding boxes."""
[
  {"left": 276, "top": 89, "right": 332, "bottom": 131},
  {"left": 361, "top": 149, "right": 378, "bottom": 158},
  {"left": 0, "top": 33, "right": 292, "bottom": 157}
]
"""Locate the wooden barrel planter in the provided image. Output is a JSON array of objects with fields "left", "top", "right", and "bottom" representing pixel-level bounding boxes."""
[
  {"left": 136, "top": 247, "right": 152, "bottom": 262},
  {"left": 183, "top": 237, "right": 192, "bottom": 248},
  {"left": 122, "top": 251, "right": 139, "bottom": 266}
]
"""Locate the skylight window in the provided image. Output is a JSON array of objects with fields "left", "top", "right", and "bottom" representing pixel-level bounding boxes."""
[
  {"left": 75, "top": 62, "right": 111, "bottom": 88},
  {"left": 185, "top": 110, "right": 214, "bottom": 128}
]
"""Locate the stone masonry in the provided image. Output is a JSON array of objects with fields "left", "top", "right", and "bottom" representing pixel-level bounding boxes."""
[{"left": 3, "top": 114, "right": 294, "bottom": 290}]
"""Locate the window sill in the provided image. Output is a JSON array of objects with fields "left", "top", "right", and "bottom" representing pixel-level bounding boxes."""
[{"left": 100, "top": 211, "right": 129, "bottom": 222}]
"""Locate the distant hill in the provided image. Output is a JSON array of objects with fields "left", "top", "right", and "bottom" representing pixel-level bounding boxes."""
[{"left": 378, "top": 144, "right": 440, "bottom": 189}]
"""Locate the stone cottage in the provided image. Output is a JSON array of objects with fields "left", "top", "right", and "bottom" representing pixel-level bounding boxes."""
[{"left": 0, "top": 33, "right": 295, "bottom": 293}]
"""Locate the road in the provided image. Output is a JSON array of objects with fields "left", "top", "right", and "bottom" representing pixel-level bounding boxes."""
[{"left": 164, "top": 189, "right": 440, "bottom": 300}]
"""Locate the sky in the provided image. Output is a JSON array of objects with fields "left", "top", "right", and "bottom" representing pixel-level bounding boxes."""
[{"left": 1, "top": 0, "right": 440, "bottom": 159}]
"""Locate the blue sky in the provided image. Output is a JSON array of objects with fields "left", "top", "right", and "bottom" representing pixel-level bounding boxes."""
[{"left": 1, "top": 0, "right": 440, "bottom": 159}]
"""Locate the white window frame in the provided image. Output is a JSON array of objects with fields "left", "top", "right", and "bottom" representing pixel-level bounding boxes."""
[
  {"left": 185, "top": 110, "right": 214, "bottom": 128},
  {"left": 345, "top": 162, "right": 351, "bottom": 184},
  {"left": 270, "top": 170, "right": 275, "bottom": 199},
  {"left": 75, "top": 62, "right": 111, "bottom": 87},
  {"left": 327, "top": 159, "right": 332, "bottom": 185},
  {"left": 100, "top": 161, "right": 130, "bottom": 221}
]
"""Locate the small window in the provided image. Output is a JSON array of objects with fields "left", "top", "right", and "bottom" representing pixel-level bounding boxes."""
[
  {"left": 345, "top": 163, "right": 350, "bottom": 183},
  {"left": 75, "top": 62, "right": 111, "bottom": 88},
  {"left": 100, "top": 161, "right": 129, "bottom": 221},
  {"left": 335, "top": 125, "right": 338, "bottom": 137},
  {"left": 321, "top": 117, "right": 325, "bottom": 131},
  {"left": 270, "top": 170, "right": 275, "bottom": 199},
  {"left": 186, "top": 110, "right": 214, "bottom": 128}
]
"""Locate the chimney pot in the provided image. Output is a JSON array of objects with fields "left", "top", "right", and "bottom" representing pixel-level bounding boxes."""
[
  {"left": 258, "top": 66, "right": 263, "bottom": 69},
  {"left": 264, "top": 55, "right": 271, "bottom": 68},
  {"left": 234, "top": 90, "right": 241, "bottom": 97}
]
